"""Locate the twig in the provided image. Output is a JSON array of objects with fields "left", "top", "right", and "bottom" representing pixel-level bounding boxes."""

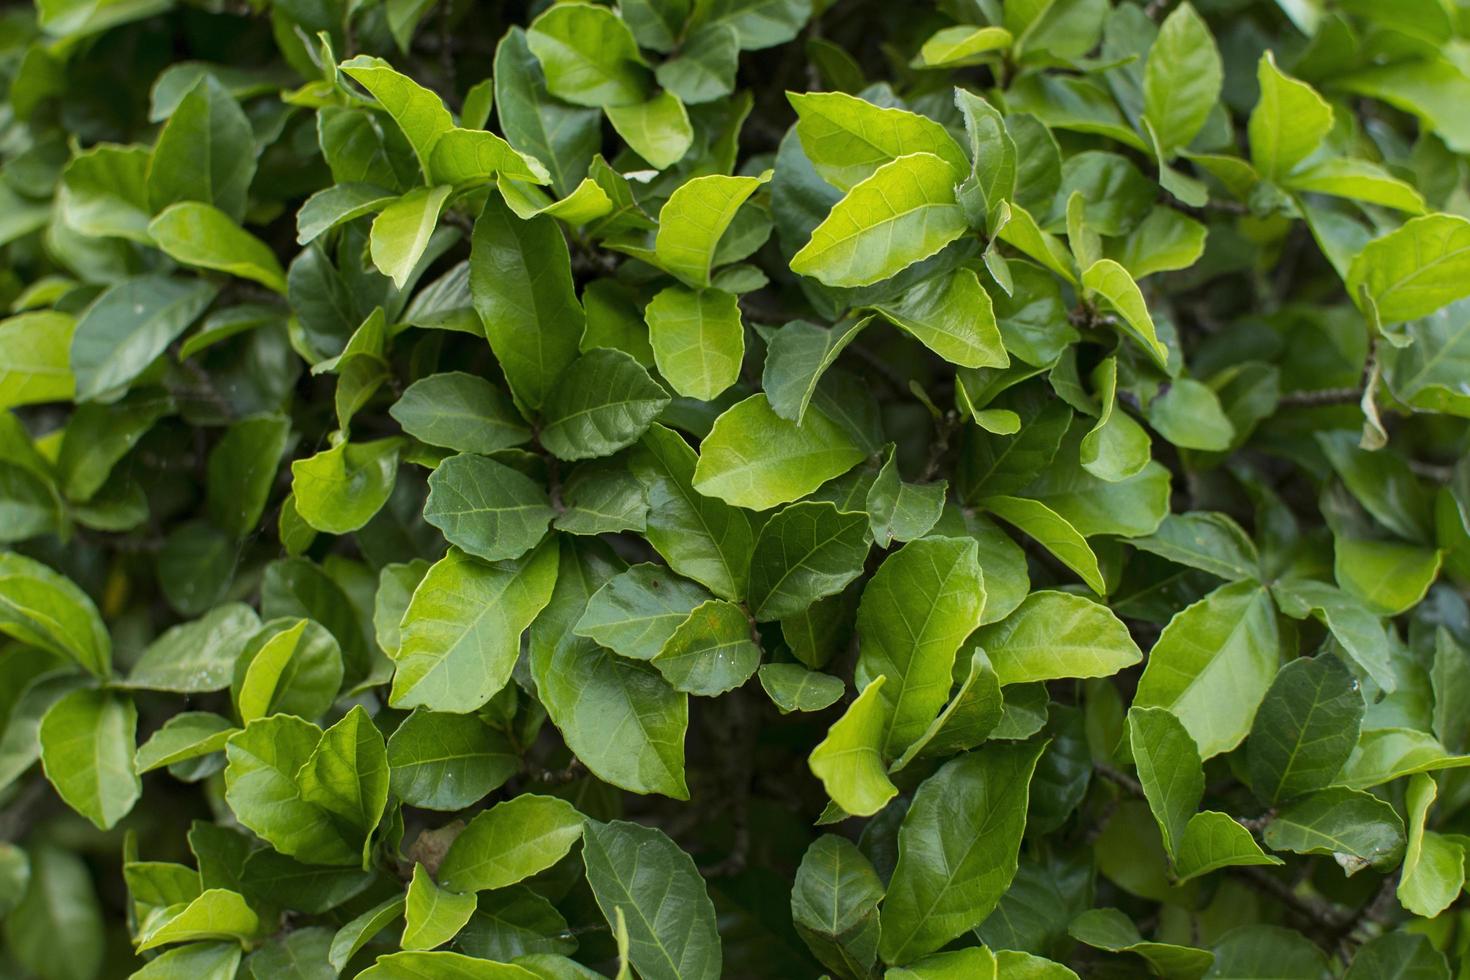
[{"left": 1094, "top": 762, "right": 1145, "bottom": 798}]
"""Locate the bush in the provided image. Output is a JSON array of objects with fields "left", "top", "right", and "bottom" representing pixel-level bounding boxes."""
[{"left": 2, "top": 0, "right": 1470, "bottom": 976}]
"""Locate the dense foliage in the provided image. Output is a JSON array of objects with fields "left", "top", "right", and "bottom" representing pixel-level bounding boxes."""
[{"left": 2, "top": 0, "right": 1470, "bottom": 976}]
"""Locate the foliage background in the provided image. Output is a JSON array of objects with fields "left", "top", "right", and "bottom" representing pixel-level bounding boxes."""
[{"left": 1, "top": 0, "right": 1470, "bottom": 977}]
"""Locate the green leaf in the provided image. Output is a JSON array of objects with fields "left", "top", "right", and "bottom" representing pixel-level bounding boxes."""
[
  {"left": 581, "top": 819, "right": 721, "bottom": 980},
  {"left": 402, "top": 863, "right": 477, "bottom": 951},
  {"left": 788, "top": 91, "right": 969, "bottom": 192},
  {"left": 134, "top": 712, "right": 236, "bottom": 772},
  {"left": 983, "top": 496, "right": 1105, "bottom": 594},
  {"left": 331, "top": 897, "right": 407, "bottom": 973},
  {"left": 1246, "top": 656, "right": 1363, "bottom": 805},
  {"left": 392, "top": 546, "right": 558, "bottom": 713},
  {"left": 131, "top": 942, "right": 242, "bottom": 979},
  {"left": 1396, "top": 773, "right": 1466, "bottom": 918},
  {"left": 525, "top": 2, "right": 652, "bottom": 108},
  {"left": 976, "top": 591, "right": 1140, "bottom": 686},
  {"left": 1081, "top": 259, "right": 1169, "bottom": 369},
  {"left": 643, "top": 285, "right": 744, "bottom": 401},
  {"left": 1271, "top": 579, "right": 1395, "bottom": 693},
  {"left": 1134, "top": 582, "right": 1281, "bottom": 759},
  {"left": 1068, "top": 908, "right": 1213, "bottom": 979},
  {"left": 1263, "top": 787, "right": 1405, "bottom": 874},
  {"left": 1344, "top": 933, "right": 1451, "bottom": 980},
  {"left": 1334, "top": 536, "right": 1441, "bottom": 617},
  {"left": 290, "top": 438, "right": 401, "bottom": 534},
  {"left": 879, "top": 742, "right": 1046, "bottom": 965},
  {"left": 757, "top": 662, "right": 844, "bottom": 713},
  {"left": 390, "top": 372, "right": 531, "bottom": 455},
  {"left": 1338, "top": 728, "right": 1470, "bottom": 791},
  {"left": 149, "top": 203, "right": 288, "bottom": 294},
  {"left": 146, "top": 75, "right": 254, "bottom": 221},
  {"left": 791, "top": 153, "right": 969, "bottom": 288},
  {"left": 854, "top": 536, "right": 985, "bottom": 756},
  {"left": 0, "top": 311, "right": 77, "bottom": 409},
  {"left": 632, "top": 423, "right": 753, "bottom": 600},
  {"left": 429, "top": 129, "right": 551, "bottom": 188},
  {"left": 1128, "top": 706, "right": 1202, "bottom": 860},
  {"left": 494, "top": 28, "right": 603, "bottom": 197},
  {"left": 223, "top": 715, "right": 359, "bottom": 866},
  {"left": 605, "top": 90, "right": 694, "bottom": 170},
  {"left": 1347, "top": 214, "right": 1470, "bottom": 325},
  {"left": 357, "top": 950, "right": 544, "bottom": 978},
  {"left": 39, "top": 688, "right": 140, "bottom": 830},
  {"left": 387, "top": 709, "right": 517, "bottom": 811},
  {"left": 1174, "top": 811, "right": 1282, "bottom": 882},
  {"left": 0, "top": 552, "right": 111, "bottom": 676},
  {"left": 747, "top": 501, "right": 868, "bottom": 621},
  {"left": 1079, "top": 358, "right": 1151, "bottom": 482},
  {"left": 694, "top": 0, "right": 810, "bottom": 50},
  {"left": 1147, "top": 378, "right": 1234, "bottom": 452},
  {"left": 297, "top": 705, "right": 389, "bottom": 838},
  {"left": 790, "top": 835, "right": 883, "bottom": 979},
  {"left": 135, "top": 888, "right": 262, "bottom": 951},
  {"left": 1283, "top": 159, "right": 1426, "bottom": 215},
  {"left": 206, "top": 416, "right": 290, "bottom": 539},
  {"left": 470, "top": 192, "right": 584, "bottom": 411},
  {"left": 655, "top": 173, "right": 768, "bottom": 288},
  {"left": 867, "top": 448, "right": 945, "bottom": 548},
  {"left": 540, "top": 348, "right": 670, "bottom": 462},
  {"left": 762, "top": 317, "right": 868, "bottom": 423},
  {"left": 693, "top": 394, "right": 864, "bottom": 510},
  {"left": 70, "top": 275, "right": 217, "bottom": 401},
  {"left": 296, "top": 183, "right": 396, "bottom": 245},
  {"left": 916, "top": 25, "right": 1013, "bottom": 68},
  {"left": 439, "top": 794, "right": 584, "bottom": 892},
  {"left": 809, "top": 675, "right": 897, "bottom": 816},
  {"left": 1142, "top": 2, "right": 1221, "bottom": 156},
  {"left": 875, "top": 267, "right": 1008, "bottom": 369},
  {"left": 58, "top": 143, "right": 153, "bottom": 243},
  {"left": 890, "top": 647, "right": 1004, "bottom": 769},
  {"left": 574, "top": 563, "right": 714, "bottom": 661},
  {"left": 656, "top": 23, "right": 739, "bottom": 104},
  {"left": 339, "top": 55, "right": 455, "bottom": 180},
  {"left": 651, "top": 599, "right": 761, "bottom": 695},
  {"left": 231, "top": 617, "right": 343, "bottom": 724},
  {"left": 1132, "top": 512, "right": 1261, "bottom": 583},
  {"left": 423, "top": 453, "right": 554, "bottom": 562}
]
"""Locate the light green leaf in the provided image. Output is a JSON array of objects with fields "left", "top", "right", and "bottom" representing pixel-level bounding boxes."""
[
  {"left": 693, "top": 394, "right": 864, "bottom": 510},
  {"left": 655, "top": 173, "right": 768, "bottom": 287},
  {"left": 866, "top": 448, "right": 944, "bottom": 548},
  {"left": 0, "top": 311, "right": 76, "bottom": 409},
  {"left": 581, "top": 819, "right": 721, "bottom": 980},
  {"left": 854, "top": 536, "right": 985, "bottom": 755},
  {"left": 631, "top": 423, "right": 753, "bottom": 600},
  {"left": 656, "top": 23, "right": 738, "bottom": 103},
  {"left": 541, "top": 348, "right": 671, "bottom": 461},
  {"left": 874, "top": 267, "right": 1008, "bottom": 369},
  {"left": 149, "top": 203, "right": 288, "bottom": 294},
  {"left": 58, "top": 143, "right": 153, "bottom": 242},
  {"left": 330, "top": 896, "right": 407, "bottom": 973},
  {"left": 340, "top": 55, "right": 455, "bottom": 179},
  {"left": 645, "top": 285, "right": 745, "bottom": 400},
  {"left": 808, "top": 676, "right": 897, "bottom": 817},
  {"left": 1079, "top": 357, "right": 1150, "bottom": 482},
  {"left": 290, "top": 438, "right": 400, "bottom": 534},
  {"left": 296, "top": 183, "right": 396, "bottom": 245},
  {"left": 879, "top": 742, "right": 1046, "bottom": 965},
  {"left": 788, "top": 90, "right": 969, "bottom": 192},
  {"left": 429, "top": 128, "right": 551, "bottom": 187},
  {"left": 983, "top": 496, "right": 1105, "bottom": 594},
  {"left": 1396, "top": 774, "right": 1466, "bottom": 918},
  {"left": 369, "top": 186, "right": 452, "bottom": 289},
  {"left": 1338, "top": 728, "right": 1470, "bottom": 791},
  {"left": 391, "top": 545, "right": 559, "bottom": 713},
  {"left": 402, "top": 864, "right": 476, "bottom": 951},
  {"left": 976, "top": 591, "right": 1140, "bottom": 687},
  {"left": 439, "top": 794, "right": 584, "bottom": 893},
  {"left": 525, "top": 2, "right": 652, "bottom": 107},
  {"left": 495, "top": 27, "right": 603, "bottom": 197},
  {"left": 70, "top": 275, "right": 216, "bottom": 401},
  {"left": 232, "top": 617, "right": 343, "bottom": 727},
  {"left": 693, "top": 0, "right": 810, "bottom": 50},
  {"left": 1134, "top": 582, "right": 1282, "bottom": 759},
  {"left": 890, "top": 647, "right": 1004, "bottom": 769},
  {"left": 39, "top": 688, "right": 140, "bottom": 830},
  {"left": 651, "top": 599, "right": 761, "bottom": 695},
  {"left": 1132, "top": 511, "right": 1261, "bottom": 583},
  {"left": 423, "top": 453, "right": 553, "bottom": 563},
  {"left": 1081, "top": 259, "right": 1169, "bottom": 369},
  {"left": 1147, "top": 378, "right": 1234, "bottom": 451},
  {"left": 1347, "top": 214, "right": 1470, "bottom": 325},
  {"left": 1334, "top": 536, "right": 1441, "bottom": 617},
  {"left": 1142, "top": 2, "right": 1221, "bottom": 156},
  {"left": 916, "top": 25, "right": 1013, "bottom": 68},
  {"left": 605, "top": 90, "right": 694, "bottom": 170},
  {"left": 1128, "top": 706, "right": 1203, "bottom": 860},
  {"left": 1175, "top": 812, "right": 1282, "bottom": 882},
  {"left": 1283, "top": 159, "right": 1426, "bottom": 215},
  {"left": 135, "top": 888, "right": 262, "bottom": 951},
  {"left": 1068, "top": 908, "right": 1213, "bottom": 979},
  {"left": 357, "top": 950, "right": 542, "bottom": 979},
  {"left": 389, "top": 372, "right": 531, "bottom": 455},
  {"left": 791, "top": 152, "right": 969, "bottom": 288},
  {"left": 1248, "top": 51, "right": 1332, "bottom": 180},
  {"left": 470, "top": 192, "right": 584, "bottom": 411},
  {"left": 0, "top": 552, "right": 111, "bottom": 676},
  {"left": 1247, "top": 656, "right": 1363, "bottom": 805},
  {"left": 747, "top": 501, "right": 869, "bottom": 620},
  {"left": 1271, "top": 579, "right": 1394, "bottom": 693},
  {"left": 134, "top": 712, "right": 236, "bottom": 773}
]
